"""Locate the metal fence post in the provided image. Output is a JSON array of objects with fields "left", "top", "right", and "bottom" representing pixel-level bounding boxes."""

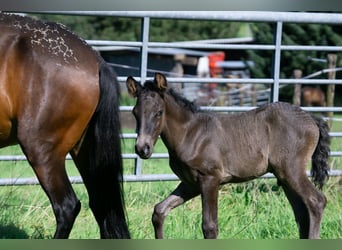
[
  {"left": 271, "top": 21, "right": 283, "bottom": 102},
  {"left": 134, "top": 16, "right": 151, "bottom": 177}
]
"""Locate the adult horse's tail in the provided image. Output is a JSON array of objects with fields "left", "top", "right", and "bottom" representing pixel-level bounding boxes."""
[
  {"left": 311, "top": 115, "right": 331, "bottom": 190},
  {"left": 85, "top": 59, "right": 130, "bottom": 238}
]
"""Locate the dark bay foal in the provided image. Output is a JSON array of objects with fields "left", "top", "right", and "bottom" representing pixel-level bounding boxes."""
[{"left": 126, "top": 73, "right": 330, "bottom": 239}]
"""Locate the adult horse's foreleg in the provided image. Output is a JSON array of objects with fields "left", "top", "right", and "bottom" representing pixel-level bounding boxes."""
[
  {"left": 199, "top": 175, "right": 220, "bottom": 239},
  {"left": 152, "top": 182, "right": 199, "bottom": 239},
  {"left": 23, "top": 149, "right": 80, "bottom": 238}
]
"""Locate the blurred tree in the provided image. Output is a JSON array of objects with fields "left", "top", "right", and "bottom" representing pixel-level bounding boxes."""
[
  {"left": 34, "top": 14, "right": 141, "bottom": 40},
  {"left": 247, "top": 22, "right": 342, "bottom": 79},
  {"left": 34, "top": 13, "right": 341, "bottom": 102},
  {"left": 33, "top": 14, "right": 250, "bottom": 42},
  {"left": 246, "top": 22, "right": 342, "bottom": 102}
]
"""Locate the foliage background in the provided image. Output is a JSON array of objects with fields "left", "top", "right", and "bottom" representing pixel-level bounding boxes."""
[{"left": 34, "top": 13, "right": 342, "bottom": 103}]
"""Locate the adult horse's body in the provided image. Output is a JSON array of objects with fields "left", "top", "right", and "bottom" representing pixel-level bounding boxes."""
[
  {"left": 126, "top": 73, "right": 330, "bottom": 239},
  {"left": 0, "top": 13, "right": 130, "bottom": 238},
  {"left": 301, "top": 87, "right": 326, "bottom": 107}
]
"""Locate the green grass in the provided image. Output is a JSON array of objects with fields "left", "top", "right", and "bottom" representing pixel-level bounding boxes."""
[
  {"left": 0, "top": 117, "right": 341, "bottom": 239},
  {"left": 0, "top": 177, "right": 341, "bottom": 239}
]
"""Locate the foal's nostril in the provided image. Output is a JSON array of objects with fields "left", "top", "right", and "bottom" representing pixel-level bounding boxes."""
[
  {"left": 135, "top": 143, "right": 152, "bottom": 159},
  {"left": 143, "top": 143, "right": 150, "bottom": 156}
]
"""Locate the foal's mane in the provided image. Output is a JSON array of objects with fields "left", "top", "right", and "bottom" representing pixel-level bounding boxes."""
[
  {"left": 168, "top": 88, "right": 200, "bottom": 113},
  {"left": 143, "top": 81, "right": 200, "bottom": 113}
]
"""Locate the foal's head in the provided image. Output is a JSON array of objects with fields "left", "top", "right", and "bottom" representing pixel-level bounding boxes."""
[{"left": 126, "top": 73, "right": 168, "bottom": 159}]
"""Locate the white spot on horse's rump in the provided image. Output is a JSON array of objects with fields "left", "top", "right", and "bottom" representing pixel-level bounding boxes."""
[{"left": 13, "top": 20, "right": 79, "bottom": 64}]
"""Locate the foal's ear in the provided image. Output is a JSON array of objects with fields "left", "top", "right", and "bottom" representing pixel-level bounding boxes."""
[
  {"left": 126, "top": 76, "right": 141, "bottom": 97},
  {"left": 154, "top": 73, "right": 168, "bottom": 92}
]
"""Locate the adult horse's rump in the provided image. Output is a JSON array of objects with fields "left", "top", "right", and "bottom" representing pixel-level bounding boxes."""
[{"left": 0, "top": 13, "right": 129, "bottom": 238}]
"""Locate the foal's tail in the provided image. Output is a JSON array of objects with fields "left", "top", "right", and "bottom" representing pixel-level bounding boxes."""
[
  {"left": 311, "top": 115, "right": 331, "bottom": 190},
  {"left": 86, "top": 59, "right": 130, "bottom": 238}
]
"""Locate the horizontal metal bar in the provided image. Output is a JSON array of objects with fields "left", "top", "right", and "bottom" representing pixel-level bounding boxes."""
[
  {"left": 329, "top": 132, "right": 342, "bottom": 137},
  {"left": 281, "top": 45, "right": 342, "bottom": 52},
  {"left": 122, "top": 153, "right": 169, "bottom": 159},
  {"left": 87, "top": 40, "right": 342, "bottom": 53},
  {"left": 1, "top": 170, "right": 341, "bottom": 186},
  {"left": 42, "top": 11, "right": 342, "bottom": 24},
  {"left": 120, "top": 106, "right": 133, "bottom": 112},
  {"left": 86, "top": 40, "right": 142, "bottom": 47},
  {"left": 279, "top": 79, "right": 342, "bottom": 85},
  {"left": 122, "top": 133, "right": 138, "bottom": 139},
  {"left": 123, "top": 174, "right": 178, "bottom": 182},
  {"left": 120, "top": 105, "right": 342, "bottom": 113},
  {"left": 117, "top": 76, "right": 342, "bottom": 85},
  {"left": 123, "top": 132, "right": 342, "bottom": 139},
  {"left": 140, "top": 42, "right": 342, "bottom": 52},
  {"left": 330, "top": 152, "right": 342, "bottom": 157},
  {"left": 149, "top": 42, "right": 275, "bottom": 50},
  {"left": 117, "top": 77, "right": 275, "bottom": 84},
  {"left": 300, "top": 107, "right": 342, "bottom": 112},
  {"left": 2, "top": 149, "right": 342, "bottom": 162}
]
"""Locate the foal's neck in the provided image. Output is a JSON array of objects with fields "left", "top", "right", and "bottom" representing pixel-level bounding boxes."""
[
  {"left": 165, "top": 91, "right": 195, "bottom": 123},
  {"left": 161, "top": 92, "right": 195, "bottom": 147}
]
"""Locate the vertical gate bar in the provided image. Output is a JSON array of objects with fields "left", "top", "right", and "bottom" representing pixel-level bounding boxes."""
[
  {"left": 271, "top": 21, "right": 283, "bottom": 102},
  {"left": 140, "top": 16, "right": 150, "bottom": 83},
  {"left": 134, "top": 16, "right": 150, "bottom": 176}
]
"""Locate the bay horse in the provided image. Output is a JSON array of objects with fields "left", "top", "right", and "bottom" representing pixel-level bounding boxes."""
[
  {"left": 301, "top": 87, "right": 326, "bottom": 107},
  {"left": 126, "top": 73, "right": 330, "bottom": 239},
  {"left": 0, "top": 13, "right": 130, "bottom": 238}
]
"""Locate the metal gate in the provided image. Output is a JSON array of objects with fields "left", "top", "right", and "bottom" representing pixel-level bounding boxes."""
[{"left": 1, "top": 11, "right": 342, "bottom": 185}]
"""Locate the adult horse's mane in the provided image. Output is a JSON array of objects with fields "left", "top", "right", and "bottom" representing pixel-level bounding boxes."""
[{"left": 143, "top": 80, "right": 200, "bottom": 113}]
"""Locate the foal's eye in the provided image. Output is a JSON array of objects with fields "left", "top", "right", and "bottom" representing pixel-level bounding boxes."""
[{"left": 156, "top": 110, "right": 163, "bottom": 117}]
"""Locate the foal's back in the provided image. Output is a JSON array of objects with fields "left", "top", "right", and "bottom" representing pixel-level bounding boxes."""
[{"left": 196, "top": 102, "right": 319, "bottom": 183}]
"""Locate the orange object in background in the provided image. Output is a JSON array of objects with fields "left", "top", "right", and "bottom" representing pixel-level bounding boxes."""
[
  {"left": 208, "top": 52, "right": 225, "bottom": 91},
  {"left": 208, "top": 52, "right": 225, "bottom": 77}
]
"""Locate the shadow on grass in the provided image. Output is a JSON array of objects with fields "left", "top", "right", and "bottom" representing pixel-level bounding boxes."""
[{"left": 0, "top": 223, "right": 29, "bottom": 239}]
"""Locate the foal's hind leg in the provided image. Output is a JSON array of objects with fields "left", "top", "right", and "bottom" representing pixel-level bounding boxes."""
[
  {"left": 152, "top": 182, "right": 199, "bottom": 239},
  {"left": 280, "top": 178, "right": 326, "bottom": 238},
  {"left": 21, "top": 145, "right": 80, "bottom": 238},
  {"left": 275, "top": 165, "right": 326, "bottom": 238}
]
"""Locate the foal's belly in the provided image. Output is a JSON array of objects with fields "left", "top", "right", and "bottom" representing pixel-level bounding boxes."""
[
  {"left": 221, "top": 154, "right": 269, "bottom": 183},
  {"left": 169, "top": 149, "right": 270, "bottom": 187}
]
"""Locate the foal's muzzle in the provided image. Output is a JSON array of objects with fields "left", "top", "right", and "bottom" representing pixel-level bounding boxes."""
[
  {"left": 135, "top": 143, "right": 152, "bottom": 159},
  {"left": 135, "top": 136, "right": 153, "bottom": 159}
]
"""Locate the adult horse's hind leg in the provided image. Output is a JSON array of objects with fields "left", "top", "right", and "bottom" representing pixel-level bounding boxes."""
[
  {"left": 21, "top": 145, "right": 80, "bottom": 238},
  {"left": 275, "top": 167, "right": 326, "bottom": 238},
  {"left": 71, "top": 134, "right": 130, "bottom": 238}
]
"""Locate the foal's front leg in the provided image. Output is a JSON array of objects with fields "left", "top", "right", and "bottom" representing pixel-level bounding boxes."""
[
  {"left": 199, "top": 175, "right": 220, "bottom": 239},
  {"left": 152, "top": 182, "right": 199, "bottom": 239}
]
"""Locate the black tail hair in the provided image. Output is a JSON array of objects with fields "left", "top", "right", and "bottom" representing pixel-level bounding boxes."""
[
  {"left": 311, "top": 115, "right": 331, "bottom": 190},
  {"left": 87, "top": 58, "right": 130, "bottom": 238}
]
